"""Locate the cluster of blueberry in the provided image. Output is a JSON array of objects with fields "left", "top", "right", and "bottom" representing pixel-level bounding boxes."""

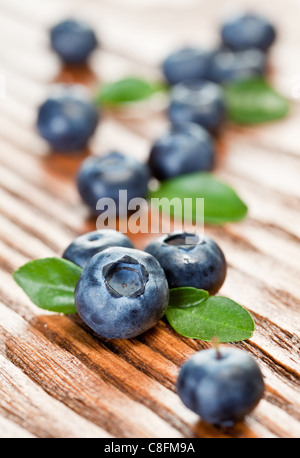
[
  {"left": 155, "top": 11, "right": 276, "bottom": 179},
  {"left": 62, "top": 228, "right": 264, "bottom": 427},
  {"left": 63, "top": 228, "right": 226, "bottom": 340},
  {"left": 163, "top": 11, "right": 275, "bottom": 132},
  {"left": 35, "top": 14, "right": 269, "bottom": 428},
  {"left": 36, "top": 12, "right": 276, "bottom": 218}
]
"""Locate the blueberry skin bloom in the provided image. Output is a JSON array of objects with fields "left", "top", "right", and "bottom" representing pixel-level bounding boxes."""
[
  {"left": 168, "top": 80, "right": 226, "bottom": 134},
  {"left": 50, "top": 19, "right": 98, "bottom": 64},
  {"left": 62, "top": 229, "right": 134, "bottom": 268},
  {"left": 148, "top": 123, "right": 215, "bottom": 181},
  {"left": 37, "top": 85, "right": 99, "bottom": 152},
  {"left": 77, "top": 151, "right": 150, "bottom": 215},
  {"left": 144, "top": 232, "right": 227, "bottom": 295},
  {"left": 177, "top": 348, "right": 265, "bottom": 427},
  {"left": 75, "top": 247, "right": 170, "bottom": 339},
  {"left": 221, "top": 13, "right": 276, "bottom": 52},
  {"left": 162, "top": 47, "right": 213, "bottom": 86},
  {"left": 208, "top": 48, "right": 266, "bottom": 84}
]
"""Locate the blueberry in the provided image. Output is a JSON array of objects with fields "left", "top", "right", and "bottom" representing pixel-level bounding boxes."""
[
  {"left": 62, "top": 229, "right": 134, "bottom": 268},
  {"left": 162, "top": 47, "right": 213, "bottom": 86},
  {"left": 50, "top": 19, "right": 98, "bottom": 64},
  {"left": 37, "top": 85, "right": 99, "bottom": 152},
  {"left": 208, "top": 48, "right": 266, "bottom": 84},
  {"left": 177, "top": 347, "right": 265, "bottom": 427},
  {"left": 75, "top": 247, "right": 170, "bottom": 339},
  {"left": 148, "top": 123, "right": 215, "bottom": 181},
  {"left": 144, "top": 232, "right": 227, "bottom": 295},
  {"left": 221, "top": 12, "right": 276, "bottom": 52},
  {"left": 77, "top": 151, "right": 150, "bottom": 215},
  {"left": 168, "top": 80, "right": 226, "bottom": 134}
]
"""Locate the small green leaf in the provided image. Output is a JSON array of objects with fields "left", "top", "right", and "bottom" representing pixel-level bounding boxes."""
[
  {"left": 149, "top": 172, "right": 248, "bottom": 225},
  {"left": 96, "top": 77, "right": 165, "bottom": 106},
  {"left": 166, "top": 290, "right": 255, "bottom": 342},
  {"left": 13, "top": 258, "right": 83, "bottom": 314},
  {"left": 224, "top": 77, "right": 290, "bottom": 124},
  {"left": 169, "top": 287, "right": 209, "bottom": 309}
]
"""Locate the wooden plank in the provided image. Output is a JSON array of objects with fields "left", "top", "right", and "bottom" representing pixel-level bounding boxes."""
[
  {"left": 0, "top": 415, "right": 36, "bottom": 438},
  {"left": 0, "top": 303, "right": 184, "bottom": 438},
  {"left": 0, "top": 0, "right": 299, "bottom": 439},
  {"left": 0, "top": 354, "right": 112, "bottom": 438}
]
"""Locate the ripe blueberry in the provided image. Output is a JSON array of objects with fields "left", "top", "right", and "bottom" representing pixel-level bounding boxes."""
[
  {"left": 177, "top": 347, "right": 265, "bottom": 427},
  {"left": 77, "top": 151, "right": 150, "bottom": 215},
  {"left": 75, "top": 247, "right": 170, "bottom": 339},
  {"left": 37, "top": 85, "right": 99, "bottom": 152},
  {"left": 144, "top": 232, "right": 227, "bottom": 295},
  {"left": 208, "top": 48, "right": 266, "bottom": 84},
  {"left": 148, "top": 123, "right": 215, "bottom": 181},
  {"left": 220, "top": 12, "right": 276, "bottom": 53},
  {"left": 162, "top": 47, "right": 213, "bottom": 86},
  {"left": 62, "top": 229, "right": 134, "bottom": 268},
  {"left": 50, "top": 19, "right": 98, "bottom": 64},
  {"left": 168, "top": 80, "right": 226, "bottom": 134}
]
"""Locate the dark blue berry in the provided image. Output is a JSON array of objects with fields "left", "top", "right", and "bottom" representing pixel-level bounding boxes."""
[
  {"left": 221, "top": 12, "right": 276, "bottom": 52},
  {"left": 162, "top": 47, "right": 213, "bottom": 86},
  {"left": 50, "top": 19, "right": 98, "bottom": 64},
  {"left": 144, "top": 232, "right": 227, "bottom": 295},
  {"left": 75, "top": 247, "right": 170, "bottom": 339},
  {"left": 77, "top": 151, "right": 150, "bottom": 215},
  {"left": 62, "top": 230, "right": 134, "bottom": 268},
  {"left": 168, "top": 80, "right": 226, "bottom": 134},
  {"left": 148, "top": 123, "right": 215, "bottom": 181},
  {"left": 208, "top": 48, "right": 266, "bottom": 84},
  {"left": 177, "top": 347, "right": 265, "bottom": 427},
  {"left": 37, "top": 85, "right": 99, "bottom": 152}
]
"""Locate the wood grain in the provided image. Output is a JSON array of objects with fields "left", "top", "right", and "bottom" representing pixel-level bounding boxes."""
[{"left": 0, "top": 0, "right": 299, "bottom": 439}]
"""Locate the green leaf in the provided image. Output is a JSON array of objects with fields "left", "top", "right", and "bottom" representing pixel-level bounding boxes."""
[
  {"left": 224, "top": 77, "right": 290, "bottom": 124},
  {"left": 13, "top": 258, "right": 83, "bottom": 314},
  {"left": 149, "top": 172, "right": 248, "bottom": 225},
  {"left": 169, "top": 287, "right": 209, "bottom": 309},
  {"left": 166, "top": 291, "right": 255, "bottom": 342},
  {"left": 96, "top": 77, "right": 165, "bottom": 106}
]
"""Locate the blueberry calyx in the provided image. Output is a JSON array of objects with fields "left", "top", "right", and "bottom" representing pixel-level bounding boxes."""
[
  {"left": 163, "top": 232, "right": 202, "bottom": 251},
  {"left": 103, "top": 256, "right": 149, "bottom": 298}
]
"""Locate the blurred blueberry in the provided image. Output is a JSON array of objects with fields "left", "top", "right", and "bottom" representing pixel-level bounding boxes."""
[
  {"left": 148, "top": 123, "right": 215, "bottom": 181},
  {"left": 221, "top": 12, "right": 276, "bottom": 52},
  {"left": 168, "top": 80, "right": 226, "bottom": 134},
  {"left": 77, "top": 151, "right": 151, "bottom": 215},
  {"left": 162, "top": 47, "right": 213, "bottom": 86},
  {"left": 177, "top": 347, "right": 265, "bottom": 427},
  {"left": 208, "top": 48, "right": 266, "bottom": 84},
  {"left": 50, "top": 19, "right": 98, "bottom": 64},
  {"left": 37, "top": 85, "right": 99, "bottom": 153}
]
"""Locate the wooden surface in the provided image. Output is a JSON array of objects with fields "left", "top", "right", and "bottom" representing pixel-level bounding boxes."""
[{"left": 0, "top": 0, "right": 300, "bottom": 439}]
